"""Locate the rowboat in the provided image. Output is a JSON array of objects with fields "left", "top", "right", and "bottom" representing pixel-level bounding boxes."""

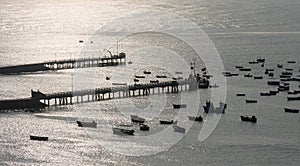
[
  {"left": 240, "top": 115, "right": 257, "bottom": 123},
  {"left": 30, "top": 135, "right": 48, "bottom": 141},
  {"left": 76, "top": 121, "right": 97, "bottom": 128},
  {"left": 284, "top": 108, "right": 299, "bottom": 113}
]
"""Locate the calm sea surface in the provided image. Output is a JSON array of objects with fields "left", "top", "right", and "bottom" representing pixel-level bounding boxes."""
[{"left": 0, "top": 0, "right": 300, "bottom": 165}]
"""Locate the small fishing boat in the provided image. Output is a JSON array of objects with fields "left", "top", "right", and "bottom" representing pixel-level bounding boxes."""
[
  {"left": 281, "top": 71, "right": 293, "bottom": 76},
  {"left": 245, "top": 99, "right": 257, "bottom": 103},
  {"left": 260, "top": 92, "right": 272, "bottom": 96},
  {"left": 156, "top": 75, "right": 167, "bottom": 78},
  {"left": 257, "top": 58, "right": 265, "bottom": 63},
  {"left": 280, "top": 75, "right": 291, "bottom": 78},
  {"left": 79, "top": 40, "right": 84, "bottom": 43},
  {"left": 131, "top": 115, "right": 145, "bottom": 123},
  {"left": 249, "top": 61, "right": 259, "bottom": 64},
  {"left": 239, "top": 68, "right": 251, "bottom": 71},
  {"left": 267, "top": 80, "right": 280, "bottom": 86},
  {"left": 133, "top": 78, "right": 139, "bottom": 82},
  {"left": 188, "top": 115, "right": 203, "bottom": 122},
  {"left": 237, "top": 93, "right": 246, "bottom": 96},
  {"left": 128, "top": 61, "right": 133, "bottom": 64},
  {"left": 135, "top": 75, "right": 145, "bottom": 78},
  {"left": 113, "top": 127, "right": 134, "bottom": 135},
  {"left": 150, "top": 80, "right": 159, "bottom": 83},
  {"left": 287, "top": 60, "right": 296, "bottom": 64},
  {"left": 244, "top": 73, "right": 253, "bottom": 77},
  {"left": 76, "top": 121, "right": 97, "bottom": 128},
  {"left": 159, "top": 120, "right": 177, "bottom": 125},
  {"left": 209, "top": 84, "right": 219, "bottom": 88},
  {"left": 235, "top": 65, "right": 244, "bottom": 69},
  {"left": 30, "top": 135, "right": 48, "bottom": 141},
  {"left": 253, "top": 76, "right": 263, "bottom": 79},
  {"left": 173, "top": 125, "right": 186, "bottom": 134},
  {"left": 284, "top": 108, "right": 299, "bottom": 113},
  {"left": 143, "top": 70, "right": 151, "bottom": 74},
  {"left": 287, "top": 96, "right": 300, "bottom": 101},
  {"left": 173, "top": 103, "right": 187, "bottom": 109},
  {"left": 285, "top": 68, "right": 293, "bottom": 71},
  {"left": 231, "top": 73, "right": 239, "bottom": 76},
  {"left": 112, "top": 82, "right": 127, "bottom": 86},
  {"left": 277, "top": 64, "right": 283, "bottom": 68},
  {"left": 240, "top": 115, "right": 257, "bottom": 123},
  {"left": 106, "top": 76, "right": 110, "bottom": 80},
  {"left": 139, "top": 124, "right": 150, "bottom": 131}
]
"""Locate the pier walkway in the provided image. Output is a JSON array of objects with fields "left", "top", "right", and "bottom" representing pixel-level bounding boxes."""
[
  {"left": 32, "top": 79, "right": 197, "bottom": 106},
  {"left": 0, "top": 53, "right": 126, "bottom": 75}
]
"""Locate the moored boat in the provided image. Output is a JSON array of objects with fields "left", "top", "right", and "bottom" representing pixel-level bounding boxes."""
[
  {"left": 253, "top": 76, "right": 263, "bottom": 79},
  {"left": 135, "top": 75, "right": 145, "bottom": 78},
  {"left": 143, "top": 70, "right": 151, "bottom": 74},
  {"left": 173, "top": 103, "right": 187, "bottom": 109},
  {"left": 76, "top": 121, "right": 97, "bottom": 128},
  {"left": 240, "top": 115, "right": 257, "bottom": 123},
  {"left": 30, "top": 135, "right": 48, "bottom": 141},
  {"left": 239, "top": 68, "right": 251, "bottom": 71},
  {"left": 267, "top": 80, "right": 280, "bottom": 86},
  {"left": 260, "top": 92, "right": 272, "bottom": 96},
  {"left": 131, "top": 115, "right": 145, "bottom": 123},
  {"left": 287, "top": 96, "right": 300, "bottom": 101},
  {"left": 284, "top": 108, "right": 299, "bottom": 113},
  {"left": 188, "top": 115, "right": 203, "bottom": 122},
  {"left": 237, "top": 93, "right": 246, "bottom": 96},
  {"left": 156, "top": 75, "right": 167, "bottom": 78},
  {"left": 159, "top": 120, "right": 177, "bottom": 125},
  {"left": 244, "top": 73, "right": 253, "bottom": 77},
  {"left": 139, "top": 124, "right": 150, "bottom": 131},
  {"left": 245, "top": 99, "right": 257, "bottom": 103},
  {"left": 113, "top": 127, "right": 135, "bottom": 135}
]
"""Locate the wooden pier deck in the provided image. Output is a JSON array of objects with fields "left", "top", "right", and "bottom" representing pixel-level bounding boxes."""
[{"left": 0, "top": 53, "right": 126, "bottom": 75}]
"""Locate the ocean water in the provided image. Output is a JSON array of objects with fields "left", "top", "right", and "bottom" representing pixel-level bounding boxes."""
[{"left": 1, "top": 0, "right": 300, "bottom": 165}]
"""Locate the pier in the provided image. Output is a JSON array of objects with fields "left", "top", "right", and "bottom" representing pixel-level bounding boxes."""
[
  {"left": 0, "top": 53, "right": 126, "bottom": 75},
  {"left": 32, "top": 79, "right": 198, "bottom": 106}
]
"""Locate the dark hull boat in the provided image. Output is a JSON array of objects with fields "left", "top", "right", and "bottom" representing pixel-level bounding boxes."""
[
  {"left": 113, "top": 127, "right": 134, "bottom": 135},
  {"left": 139, "top": 124, "right": 150, "bottom": 131},
  {"left": 254, "top": 76, "right": 263, "bottom": 79},
  {"left": 76, "top": 121, "right": 97, "bottom": 128},
  {"left": 135, "top": 75, "right": 145, "bottom": 78},
  {"left": 131, "top": 115, "right": 145, "bottom": 123},
  {"left": 173, "top": 104, "right": 187, "bottom": 109},
  {"left": 159, "top": 120, "right": 177, "bottom": 125},
  {"left": 240, "top": 116, "right": 257, "bottom": 123},
  {"left": 245, "top": 99, "right": 257, "bottom": 103},
  {"left": 284, "top": 108, "right": 299, "bottom": 113},
  {"left": 143, "top": 71, "right": 151, "bottom": 74},
  {"left": 188, "top": 116, "right": 203, "bottom": 122},
  {"left": 239, "top": 68, "right": 251, "bottom": 71},
  {"left": 260, "top": 92, "right": 272, "bottom": 96},
  {"left": 30, "top": 135, "right": 48, "bottom": 141},
  {"left": 237, "top": 93, "right": 246, "bottom": 96}
]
